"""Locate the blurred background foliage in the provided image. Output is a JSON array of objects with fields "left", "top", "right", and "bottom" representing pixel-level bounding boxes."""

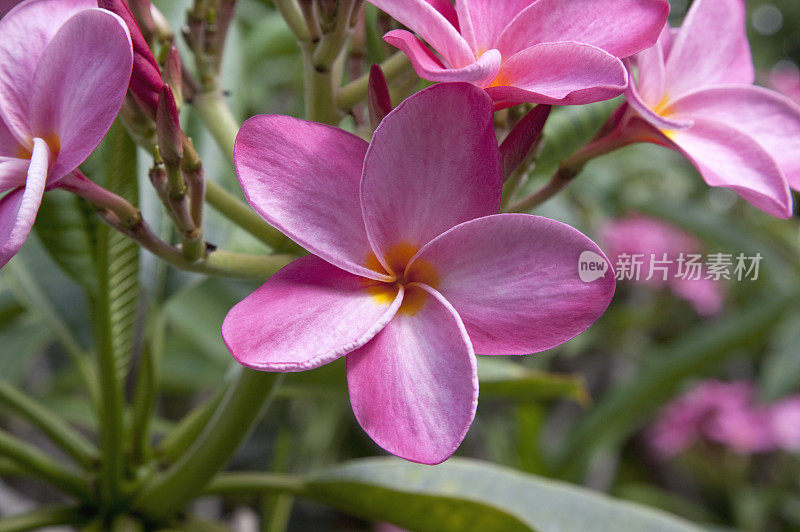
[{"left": 1, "top": 0, "right": 799, "bottom": 530}]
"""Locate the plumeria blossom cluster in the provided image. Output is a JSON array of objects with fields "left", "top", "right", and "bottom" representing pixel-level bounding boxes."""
[
  {"left": 649, "top": 380, "right": 800, "bottom": 457},
  {"left": 1, "top": 0, "right": 799, "bottom": 469}
]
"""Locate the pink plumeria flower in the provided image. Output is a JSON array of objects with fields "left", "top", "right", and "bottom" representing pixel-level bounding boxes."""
[
  {"left": 223, "top": 83, "right": 615, "bottom": 464},
  {"left": 367, "top": 0, "right": 669, "bottom": 107},
  {"left": 0, "top": 0, "right": 133, "bottom": 268},
  {"left": 624, "top": 0, "right": 800, "bottom": 218},
  {"left": 600, "top": 214, "right": 725, "bottom": 316},
  {"left": 770, "top": 397, "right": 800, "bottom": 453}
]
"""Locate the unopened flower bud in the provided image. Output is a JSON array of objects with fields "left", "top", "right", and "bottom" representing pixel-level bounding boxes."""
[
  {"left": 156, "top": 85, "right": 183, "bottom": 168},
  {"left": 367, "top": 64, "right": 392, "bottom": 130}
]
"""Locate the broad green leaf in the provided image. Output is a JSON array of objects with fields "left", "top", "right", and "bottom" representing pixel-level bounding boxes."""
[
  {"left": 555, "top": 292, "right": 797, "bottom": 480},
  {"left": 303, "top": 458, "right": 702, "bottom": 532},
  {"left": 33, "top": 189, "right": 99, "bottom": 295}
]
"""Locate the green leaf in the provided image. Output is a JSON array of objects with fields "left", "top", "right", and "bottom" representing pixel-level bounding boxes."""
[
  {"left": 759, "top": 311, "right": 800, "bottom": 401},
  {"left": 555, "top": 292, "right": 797, "bottom": 480},
  {"left": 303, "top": 458, "right": 702, "bottom": 532},
  {"left": 33, "top": 189, "right": 99, "bottom": 295}
]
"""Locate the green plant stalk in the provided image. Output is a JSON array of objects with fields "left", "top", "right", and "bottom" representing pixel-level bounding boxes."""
[
  {"left": 203, "top": 472, "right": 306, "bottom": 496},
  {"left": 0, "top": 505, "right": 87, "bottom": 532},
  {"left": 205, "top": 181, "right": 290, "bottom": 250},
  {"left": 0, "top": 430, "right": 92, "bottom": 500},
  {"left": 272, "top": 0, "right": 311, "bottom": 42},
  {"left": 301, "top": 42, "right": 341, "bottom": 125},
  {"left": 93, "top": 228, "right": 126, "bottom": 505},
  {"left": 336, "top": 52, "right": 412, "bottom": 111},
  {"left": 133, "top": 369, "right": 283, "bottom": 520},
  {"left": 156, "top": 386, "right": 227, "bottom": 463},
  {"left": 129, "top": 307, "right": 164, "bottom": 465},
  {"left": 192, "top": 89, "right": 239, "bottom": 165},
  {"left": 0, "top": 380, "right": 97, "bottom": 469}
]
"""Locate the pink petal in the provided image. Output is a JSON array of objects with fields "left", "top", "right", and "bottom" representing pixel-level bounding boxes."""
[
  {"left": 664, "top": 0, "right": 753, "bottom": 99},
  {"left": 0, "top": 0, "right": 23, "bottom": 18},
  {"left": 369, "top": 0, "right": 474, "bottom": 67},
  {"left": 384, "top": 30, "right": 501, "bottom": 86},
  {"left": 409, "top": 214, "right": 616, "bottom": 355},
  {"left": 360, "top": 83, "right": 501, "bottom": 269},
  {"left": 0, "top": 138, "right": 48, "bottom": 268},
  {"left": 486, "top": 43, "right": 628, "bottom": 106},
  {"left": 0, "top": 114, "right": 23, "bottom": 157},
  {"left": 424, "top": 0, "right": 459, "bottom": 30},
  {"left": 666, "top": 85, "right": 800, "bottom": 191},
  {"left": 222, "top": 255, "right": 403, "bottom": 372},
  {"left": 626, "top": 61, "right": 694, "bottom": 132},
  {"left": 632, "top": 26, "right": 671, "bottom": 106},
  {"left": 668, "top": 119, "right": 792, "bottom": 218},
  {"left": 495, "top": 0, "right": 669, "bottom": 59},
  {"left": 347, "top": 285, "right": 477, "bottom": 464},
  {"left": 0, "top": 0, "right": 96, "bottom": 142},
  {"left": 454, "top": 0, "right": 531, "bottom": 53},
  {"left": 235, "top": 115, "right": 388, "bottom": 281},
  {"left": 499, "top": 104, "right": 551, "bottom": 180},
  {"left": 30, "top": 8, "right": 133, "bottom": 182},
  {"left": 0, "top": 156, "right": 28, "bottom": 191}
]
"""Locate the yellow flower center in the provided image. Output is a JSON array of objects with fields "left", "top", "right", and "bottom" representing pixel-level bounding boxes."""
[
  {"left": 363, "top": 241, "right": 440, "bottom": 316},
  {"left": 15, "top": 132, "right": 60, "bottom": 162}
]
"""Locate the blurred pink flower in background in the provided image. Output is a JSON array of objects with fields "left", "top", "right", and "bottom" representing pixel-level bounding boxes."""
[
  {"left": 620, "top": 0, "right": 800, "bottom": 218},
  {"left": 650, "top": 381, "right": 800, "bottom": 457},
  {"left": 223, "top": 83, "right": 615, "bottom": 464},
  {"left": 768, "top": 61, "right": 800, "bottom": 105},
  {"left": 367, "top": 0, "right": 669, "bottom": 106},
  {"left": 0, "top": 0, "right": 133, "bottom": 268},
  {"left": 600, "top": 214, "right": 725, "bottom": 316}
]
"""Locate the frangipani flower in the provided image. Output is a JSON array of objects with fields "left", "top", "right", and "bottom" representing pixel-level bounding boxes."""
[
  {"left": 367, "top": 0, "right": 669, "bottom": 107},
  {"left": 0, "top": 0, "right": 133, "bottom": 267},
  {"left": 223, "top": 83, "right": 615, "bottom": 464},
  {"left": 625, "top": 0, "right": 800, "bottom": 218}
]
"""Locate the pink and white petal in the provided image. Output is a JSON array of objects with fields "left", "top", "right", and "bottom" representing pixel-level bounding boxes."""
[
  {"left": 30, "top": 8, "right": 133, "bottom": 182},
  {"left": 409, "top": 214, "right": 616, "bottom": 355},
  {"left": 486, "top": 43, "right": 628, "bottom": 106},
  {"left": 222, "top": 255, "right": 403, "bottom": 373},
  {"left": 0, "top": 157, "right": 29, "bottom": 192},
  {"left": 361, "top": 83, "right": 501, "bottom": 266},
  {"left": 384, "top": 30, "right": 500, "bottom": 86},
  {"left": 665, "top": 0, "right": 753, "bottom": 98},
  {"left": 496, "top": 0, "right": 669, "bottom": 59},
  {"left": 347, "top": 285, "right": 477, "bottom": 464},
  {"left": 666, "top": 85, "right": 800, "bottom": 190},
  {"left": 454, "top": 0, "right": 531, "bottom": 53},
  {"left": 369, "top": 0, "right": 474, "bottom": 68},
  {"left": 0, "top": 138, "right": 48, "bottom": 268},
  {"left": 235, "top": 115, "right": 389, "bottom": 281},
  {"left": 0, "top": 0, "right": 23, "bottom": 18},
  {"left": 0, "top": 0, "right": 96, "bottom": 142},
  {"left": 668, "top": 119, "right": 792, "bottom": 218}
]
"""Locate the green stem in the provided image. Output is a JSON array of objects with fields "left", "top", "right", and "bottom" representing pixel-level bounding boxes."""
[
  {"left": 156, "top": 387, "right": 227, "bottom": 463},
  {"left": 0, "top": 380, "right": 97, "bottom": 470},
  {"left": 205, "top": 181, "right": 291, "bottom": 250},
  {"left": 204, "top": 472, "right": 305, "bottom": 496},
  {"left": 272, "top": 0, "right": 311, "bottom": 42},
  {"left": 93, "top": 231, "right": 126, "bottom": 505},
  {"left": 129, "top": 307, "right": 164, "bottom": 465},
  {"left": 192, "top": 90, "right": 239, "bottom": 166},
  {"left": 301, "top": 42, "right": 341, "bottom": 125},
  {"left": 0, "top": 429, "right": 92, "bottom": 500},
  {"left": 133, "top": 369, "right": 283, "bottom": 520},
  {"left": 0, "top": 505, "right": 87, "bottom": 532},
  {"left": 336, "top": 52, "right": 412, "bottom": 111}
]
